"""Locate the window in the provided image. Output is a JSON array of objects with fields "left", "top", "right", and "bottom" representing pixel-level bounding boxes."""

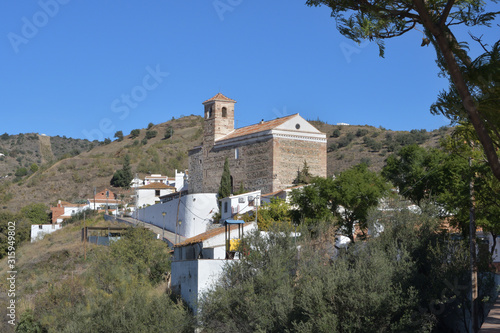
[
  {"left": 295, "top": 123, "right": 301, "bottom": 130},
  {"left": 207, "top": 106, "right": 213, "bottom": 119},
  {"left": 222, "top": 107, "right": 227, "bottom": 117},
  {"left": 39, "top": 225, "right": 43, "bottom": 229},
  {"left": 235, "top": 148, "right": 240, "bottom": 160},
  {"left": 155, "top": 190, "right": 160, "bottom": 197},
  {"left": 224, "top": 201, "right": 228, "bottom": 213}
]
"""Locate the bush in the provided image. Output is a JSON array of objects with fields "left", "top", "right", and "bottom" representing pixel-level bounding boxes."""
[
  {"left": 145, "top": 130, "right": 157, "bottom": 139},
  {"left": 114, "top": 130, "right": 124, "bottom": 141},
  {"left": 356, "top": 128, "right": 369, "bottom": 137},
  {"left": 15, "top": 167, "right": 28, "bottom": 177},
  {"left": 331, "top": 128, "right": 341, "bottom": 138},
  {"left": 164, "top": 126, "right": 174, "bottom": 139},
  {"left": 147, "top": 122, "right": 154, "bottom": 129},
  {"left": 130, "top": 129, "right": 141, "bottom": 138}
]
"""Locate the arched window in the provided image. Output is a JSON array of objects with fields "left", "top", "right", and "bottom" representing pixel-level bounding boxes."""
[
  {"left": 222, "top": 107, "right": 227, "bottom": 117},
  {"left": 207, "top": 106, "right": 213, "bottom": 119}
]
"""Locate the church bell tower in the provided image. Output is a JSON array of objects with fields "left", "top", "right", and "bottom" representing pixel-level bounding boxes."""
[{"left": 202, "top": 93, "right": 236, "bottom": 144}]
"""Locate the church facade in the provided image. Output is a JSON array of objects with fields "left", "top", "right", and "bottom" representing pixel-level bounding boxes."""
[{"left": 188, "top": 93, "right": 327, "bottom": 195}]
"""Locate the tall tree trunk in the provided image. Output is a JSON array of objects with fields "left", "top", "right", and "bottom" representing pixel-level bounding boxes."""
[{"left": 412, "top": 0, "right": 500, "bottom": 182}]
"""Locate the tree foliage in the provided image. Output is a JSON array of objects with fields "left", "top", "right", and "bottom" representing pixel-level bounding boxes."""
[
  {"left": 305, "top": 0, "right": 500, "bottom": 182},
  {"left": 130, "top": 129, "right": 141, "bottom": 139},
  {"left": 164, "top": 126, "right": 174, "bottom": 139},
  {"left": 291, "top": 164, "right": 390, "bottom": 241},
  {"left": 257, "top": 198, "right": 292, "bottom": 231},
  {"left": 114, "top": 130, "right": 123, "bottom": 142},
  {"left": 27, "top": 227, "right": 194, "bottom": 332},
  {"left": 294, "top": 161, "right": 312, "bottom": 185},
  {"left": 218, "top": 157, "right": 232, "bottom": 199},
  {"left": 21, "top": 203, "right": 50, "bottom": 225},
  {"left": 200, "top": 207, "right": 494, "bottom": 332},
  {"left": 110, "top": 154, "right": 133, "bottom": 188}
]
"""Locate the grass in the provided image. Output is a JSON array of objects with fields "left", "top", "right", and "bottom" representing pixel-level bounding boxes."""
[{"left": 0, "top": 215, "right": 130, "bottom": 332}]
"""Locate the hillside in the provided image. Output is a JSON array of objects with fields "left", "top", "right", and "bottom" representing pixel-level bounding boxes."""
[{"left": 0, "top": 115, "right": 451, "bottom": 212}]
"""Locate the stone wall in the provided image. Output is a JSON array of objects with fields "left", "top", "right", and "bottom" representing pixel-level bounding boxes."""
[
  {"left": 188, "top": 147, "right": 203, "bottom": 194},
  {"left": 272, "top": 137, "right": 327, "bottom": 190},
  {"left": 200, "top": 137, "right": 274, "bottom": 195}
]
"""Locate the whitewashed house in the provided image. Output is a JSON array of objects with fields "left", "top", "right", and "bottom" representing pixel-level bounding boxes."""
[
  {"left": 220, "top": 190, "right": 261, "bottom": 222},
  {"left": 144, "top": 174, "right": 169, "bottom": 185},
  {"left": 50, "top": 200, "right": 89, "bottom": 224},
  {"left": 136, "top": 182, "right": 176, "bottom": 207},
  {"left": 31, "top": 223, "right": 62, "bottom": 242},
  {"left": 171, "top": 221, "right": 257, "bottom": 314}
]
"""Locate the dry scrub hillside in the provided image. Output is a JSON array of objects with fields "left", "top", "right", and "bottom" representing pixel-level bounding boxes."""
[
  {"left": 1, "top": 116, "right": 203, "bottom": 212},
  {"left": 0, "top": 115, "right": 451, "bottom": 212}
]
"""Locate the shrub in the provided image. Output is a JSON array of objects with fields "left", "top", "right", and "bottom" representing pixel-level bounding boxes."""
[
  {"left": 164, "top": 126, "right": 174, "bottom": 139},
  {"left": 130, "top": 129, "right": 141, "bottom": 138},
  {"left": 147, "top": 122, "right": 154, "bottom": 129},
  {"left": 145, "top": 130, "right": 157, "bottom": 139},
  {"left": 356, "top": 128, "right": 369, "bottom": 137}
]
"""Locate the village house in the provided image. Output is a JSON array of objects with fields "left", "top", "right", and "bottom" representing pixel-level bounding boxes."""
[
  {"left": 31, "top": 223, "right": 62, "bottom": 242},
  {"left": 219, "top": 190, "right": 261, "bottom": 222},
  {"left": 188, "top": 93, "right": 327, "bottom": 195},
  {"left": 50, "top": 200, "right": 88, "bottom": 224},
  {"left": 136, "top": 182, "right": 176, "bottom": 207},
  {"left": 144, "top": 174, "right": 169, "bottom": 185},
  {"left": 171, "top": 221, "right": 257, "bottom": 314},
  {"left": 87, "top": 188, "right": 121, "bottom": 211}
]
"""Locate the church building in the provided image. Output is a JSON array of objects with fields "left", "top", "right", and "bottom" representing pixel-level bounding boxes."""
[{"left": 188, "top": 93, "right": 327, "bottom": 195}]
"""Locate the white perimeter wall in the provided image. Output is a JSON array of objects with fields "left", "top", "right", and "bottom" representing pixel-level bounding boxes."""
[
  {"left": 171, "top": 259, "right": 227, "bottom": 314},
  {"left": 31, "top": 224, "right": 62, "bottom": 242},
  {"left": 133, "top": 193, "right": 218, "bottom": 238}
]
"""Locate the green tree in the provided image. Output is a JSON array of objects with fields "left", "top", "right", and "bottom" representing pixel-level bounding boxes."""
[
  {"left": 30, "top": 163, "right": 39, "bottom": 173},
  {"left": 257, "top": 198, "right": 292, "bottom": 230},
  {"left": 290, "top": 177, "right": 335, "bottom": 224},
  {"left": 110, "top": 155, "right": 133, "bottom": 188},
  {"left": 147, "top": 122, "right": 154, "bottom": 129},
  {"left": 15, "top": 167, "right": 28, "bottom": 177},
  {"left": 305, "top": 0, "right": 500, "bottom": 182},
  {"left": 294, "top": 161, "right": 312, "bottom": 185},
  {"left": 130, "top": 129, "right": 140, "bottom": 139},
  {"left": 382, "top": 144, "right": 446, "bottom": 205},
  {"left": 218, "top": 157, "right": 232, "bottom": 199},
  {"left": 145, "top": 129, "right": 157, "bottom": 139},
  {"left": 332, "top": 163, "right": 390, "bottom": 242},
  {"left": 21, "top": 203, "right": 50, "bottom": 224},
  {"left": 164, "top": 126, "right": 174, "bottom": 139},
  {"left": 114, "top": 130, "right": 123, "bottom": 142}
]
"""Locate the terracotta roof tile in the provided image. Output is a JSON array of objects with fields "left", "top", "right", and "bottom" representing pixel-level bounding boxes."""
[
  {"left": 202, "top": 92, "right": 236, "bottom": 104},
  {"left": 216, "top": 114, "right": 298, "bottom": 142},
  {"left": 139, "top": 183, "right": 175, "bottom": 190},
  {"left": 175, "top": 222, "right": 252, "bottom": 247}
]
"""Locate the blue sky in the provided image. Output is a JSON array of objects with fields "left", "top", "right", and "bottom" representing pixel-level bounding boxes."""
[{"left": 0, "top": 1, "right": 498, "bottom": 140}]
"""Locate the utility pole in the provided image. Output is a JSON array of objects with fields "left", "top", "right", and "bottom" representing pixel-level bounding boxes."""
[
  {"left": 162, "top": 212, "right": 166, "bottom": 241},
  {"left": 469, "top": 157, "right": 478, "bottom": 333},
  {"left": 175, "top": 190, "right": 183, "bottom": 245}
]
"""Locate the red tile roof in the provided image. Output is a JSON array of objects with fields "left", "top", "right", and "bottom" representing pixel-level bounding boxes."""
[
  {"left": 202, "top": 92, "right": 236, "bottom": 104},
  {"left": 217, "top": 114, "right": 298, "bottom": 142},
  {"left": 262, "top": 185, "right": 305, "bottom": 197},
  {"left": 175, "top": 222, "right": 252, "bottom": 247},
  {"left": 138, "top": 183, "right": 176, "bottom": 190}
]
